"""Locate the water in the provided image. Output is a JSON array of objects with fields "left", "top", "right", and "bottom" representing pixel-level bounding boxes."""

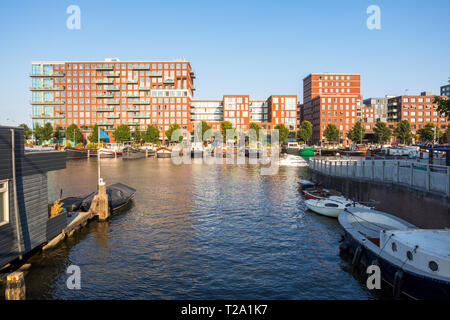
[{"left": 24, "top": 158, "right": 386, "bottom": 299}]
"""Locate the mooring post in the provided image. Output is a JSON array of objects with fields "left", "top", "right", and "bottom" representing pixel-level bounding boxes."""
[
  {"left": 5, "top": 271, "right": 25, "bottom": 300},
  {"left": 90, "top": 178, "right": 110, "bottom": 221}
]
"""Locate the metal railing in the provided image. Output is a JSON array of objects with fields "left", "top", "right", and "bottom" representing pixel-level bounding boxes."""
[{"left": 310, "top": 159, "right": 450, "bottom": 197}]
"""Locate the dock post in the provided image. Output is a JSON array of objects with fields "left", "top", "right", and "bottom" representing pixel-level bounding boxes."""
[
  {"left": 90, "top": 178, "right": 110, "bottom": 221},
  {"left": 5, "top": 272, "right": 25, "bottom": 300}
]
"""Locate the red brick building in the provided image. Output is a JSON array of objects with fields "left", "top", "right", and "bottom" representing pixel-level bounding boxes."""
[{"left": 301, "top": 73, "right": 361, "bottom": 145}]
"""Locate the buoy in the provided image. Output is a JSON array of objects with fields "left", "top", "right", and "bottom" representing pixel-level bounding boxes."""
[{"left": 393, "top": 270, "right": 404, "bottom": 299}]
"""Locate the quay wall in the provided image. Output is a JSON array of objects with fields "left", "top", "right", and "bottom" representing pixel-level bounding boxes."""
[{"left": 309, "top": 168, "right": 450, "bottom": 229}]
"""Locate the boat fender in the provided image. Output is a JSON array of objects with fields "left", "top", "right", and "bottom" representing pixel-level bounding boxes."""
[
  {"left": 352, "top": 246, "right": 363, "bottom": 266},
  {"left": 393, "top": 270, "right": 404, "bottom": 299}
]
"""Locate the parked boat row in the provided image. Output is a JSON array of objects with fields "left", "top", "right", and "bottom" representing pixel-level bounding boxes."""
[{"left": 302, "top": 179, "right": 450, "bottom": 299}]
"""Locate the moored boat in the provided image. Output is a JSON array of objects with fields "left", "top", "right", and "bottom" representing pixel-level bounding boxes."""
[
  {"left": 65, "top": 146, "right": 89, "bottom": 159},
  {"left": 305, "top": 197, "right": 371, "bottom": 218},
  {"left": 279, "top": 154, "right": 308, "bottom": 167},
  {"left": 286, "top": 142, "right": 301, "bottom": 155},
  {"left": 156, "top": 147, "right": 172, "bottom": 158},
  {"left": 339, "top": 208, "right": 450, "bottom": 299},
  {"left": 299, "top": 147, "right": 315, "bottom": 156}
]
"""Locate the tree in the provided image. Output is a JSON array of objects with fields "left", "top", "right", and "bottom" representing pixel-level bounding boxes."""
[
  {"left": 165, "top": 124, "right": 183, "bottom": 142},
  {"left": 200, "top": 121, "right": 212, "bottom": 138},
  {"left": 297, "top": 120, "right": 312, "bottom": 143},
  {"left": 66, "top": 124, "right": 83, "bottom": 145},
  {"left": 34, "top": 124, "right": 43, "bottom": 144},
  {"left": 54, "top": 126, "right": 62, "bottom": 143},
  {"left": 394, "top": 120, "right": 412, "bottom": 144},
  {"left": 323, "top": 124, "right": 340, "bottom": 143},
  {"left": 274, "top": 123, "right": 290, "bottom": 143},
  {"left": 417, "top": 122, "right": 442, "bottom": 144},
  {"left": 41, "top": 123, "right": 54, "bottom": 142},
  {"left": 19, "top": 123, "right": 32, "bottom": 140},
  {"left": 373, "top": 121, "right": 392, "bottom": 144},
  {"left": 144, "top": 125, "right": 160, "bottom": 144},
  {"left": 89, "top": 124, "right": 99, "bottom": 143},
  {"left": 249, "top": 122, "right": 262, "bottom": 140},
  {"left": 347, "top": 121, "right": 365, "bottom": 144},
  {"left": 434, "top": 96, "right": 450, "bottom": 121},
  {"left": 132, "top": 129, "right": 142, "bottom": 143},
  {"left": 220, "top": 121, "right": 235, "bottom": 141},
  {"left": 113, "top": 124, "right": 131, "bottom": 143}
]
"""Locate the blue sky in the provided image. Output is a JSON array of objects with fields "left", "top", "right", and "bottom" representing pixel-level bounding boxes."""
[{"left": 0, "top": 0, "right": 449, "bottom": 125}]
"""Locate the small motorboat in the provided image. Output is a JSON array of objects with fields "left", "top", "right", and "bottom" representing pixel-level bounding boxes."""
[
  {"left": 339, "top": 208, "right": 450, "bottom": 300},
  {"left": 279, "top": 154, "right": 308, "bottom": 167},
  {"left": 65, "top": 146, "right": 89, "bottom": 159},
  {"left": 303, "top": 187, "right": 340, "bottom": 200},
  {"left": 305, "top": 198, "right": 371, "bottom": 218},
  {"left": 216, "top": 146, "right": 233, "bottom": 158},
  {"left": 299, "top": 147, "right": 315, "bottom": 156},
  {"left": 286, "top": 142, "right": 301, "bottom": 155},
  {"left": 61, "top": 183, "right": 136, "bottom": 213},
  {"left": 156, "top": 147, "right": 172, "bottom": 158},
  {"left": 122, "top": 147, "right": 146, "bottom": 160},
  {"left": 300, "top": 179, "right": 316, "bottom": 189}
]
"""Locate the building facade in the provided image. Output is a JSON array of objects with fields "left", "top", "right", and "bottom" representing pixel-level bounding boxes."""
[
  {"left": 387, "top": 92, "right": 448, "bottom": 134},
  {"left": 31, "top": 59, "right": 195, "bottom": 140},
  {"left": 301, "top": 73, "right": 361, "bottom": 145},
  {"left": 30, "top": 59, "right": 297, "bottom": 142},
  {"left": 362, "top": 96, "right": 394, "bottom": 123},
  {"left": 441, "top": 83, "right": 450, "bottom": 97}
]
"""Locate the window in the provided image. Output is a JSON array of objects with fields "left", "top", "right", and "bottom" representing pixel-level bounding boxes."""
[{"left": 0, "top": 180, "right": 8, "bottom": 224}]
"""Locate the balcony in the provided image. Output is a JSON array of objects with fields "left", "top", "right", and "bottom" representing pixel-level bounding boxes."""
[
  {"left": 94, "top": 79, "right": 114, "bottom": 85},
  {"left": 126, "top": 93, "right": 140, "bottom": 98},
  {"left": 94, "top": 64, "right": 114, "bottom": 71},
  {"left": 106, "top": 114, "right": 120, "bottom": 119},
  {"left": 388, "top": 109, "right": 398, "bottom": 113},
  {"left": 132, "top": 114, "right": 150, "bottom": 119},
  {"left": 163, "top": 78, "right": 175, "bottom": 84},
  {"left": 30, "top": 100, "right": 65, "bottom": 105},
  {"left": 127, "top": 79, "right": 138, "bottom": 84},
  {"left": 190, "top": 70, "right": 195, "bottom": 79},
  {"left": 106, "top": 85, "right": 121, "bottom": 91},
  {"left": 106, "top": 99, "right": 120, "bottom": 105},
  {"left": 139, "top": 86, "right": 150, "bottom": 91},
  {"left": 126, "top": 121, "right": 140, "bottom": 126},
  {"left": 95, "top": 93, "right": 114, "bottom": 99},
  {"left": 134, "top": 100, "right": 150, "bottom": 105},
  {"left": 97, "top": 120, "right": 114, "bottom": 126},
  {"left": 32, "top": 113, "right": 65, "bottom": 119},
  {"left": 149, "top": 71, "right": 162, "bottom": 77},
  {"left": 127, "top": 106, "right": 140, "bottom": 111},
  {"left": 30, "top": 85, "right": 65, "bottom": 91},
  {"left": 96, "top": 106, "right": 115, "bottom": 112},
  {"left": 30, "top": 72, "right": 65, "bottom": 77},
  {"left": 132, "top": 65, "right": 150, "bottom": 70},
  {"left": 388, "top": 102, "right": 398, "bottom": 107},
  {"left": 105, "top": 71, "right": 120, "bottom": 77}
]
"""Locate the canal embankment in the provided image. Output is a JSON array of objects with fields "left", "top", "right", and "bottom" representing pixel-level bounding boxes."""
[{"left": 308, "top": 158, "right": 450, "bottom": 228}]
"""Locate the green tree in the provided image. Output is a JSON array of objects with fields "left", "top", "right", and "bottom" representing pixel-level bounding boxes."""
[
  {"left": 132, "top": 129, "right": 142, "bottom": 143},
  {"left": 434, "top": 96, "right": 450, "bottom": 121},
  {"left": 89, "top": 124, "right": 99, "bottom": 143},
  {"left": 220, "top": 121, "right": 235, "bottom": 141},
  {"left": 417, "top": 122, "right": 442, "bottom": 144},
  {"left": 373, "top": 121, "right": 392, "bottom": 144},
  {"left": 297, "top": 120, "right": 312, "bottom": 143},
  {"left": 34, "top": 124, "right": 43, "bottom": 144},
  {"left": 19, "top": 123, "right": 32, "bottom": 140},
  {"left": 347, "top": 121, "right": 365, "bottom": 144},
  {"left": 66, "top": 124, "right": 83, "bottom": 145},
  {"left": 113, "top": 124, "right": 131, "bottom": 143},
  {"left": 394, "top": 120, "right": 412, "bottom": 144},
  {"left": 144, "top": 125, "right": 160, "bottom": 144},
  {"left": 274, "top": 123, "right": 290, "bottom": 143},
  {"left": 41, "top": 123, "right": 54, "bottom": 142},
  {"left": 200, "top": 121, "right": 212, "bottom": 138},
  {"left": 54, "top": 125, "right": 62, "bottom": 143},
  {"left": 249, "top": 122, "right": 262, "bottom": 140},
  {"left": 165, "top": 124, "right": 183, "bottom": 142},
  {"left": 323, "top": 124, "right": 340, "bottom": 143}
]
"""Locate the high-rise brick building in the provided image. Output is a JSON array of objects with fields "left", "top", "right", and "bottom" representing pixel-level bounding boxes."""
[{"left": 301, "top": 73, "right": 361, "bottom": 145}]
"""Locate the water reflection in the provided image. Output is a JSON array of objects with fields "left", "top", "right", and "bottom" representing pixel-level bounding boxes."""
[{"left": 22, "top": 158, "right": 385, "bottom": 299}]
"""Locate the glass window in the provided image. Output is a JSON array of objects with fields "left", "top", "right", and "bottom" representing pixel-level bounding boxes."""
[{"left": 0, "top": 180, "right": 8, "bottom": 224}]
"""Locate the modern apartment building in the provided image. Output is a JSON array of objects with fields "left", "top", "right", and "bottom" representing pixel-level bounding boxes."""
[
  {"left": 301, "top": 73, "right": 361, "bottom": 145},
  {"left": 387, "top": 92, "right": 448, "bottom": 133},
  {"left": 30, "top": 59, "right": 195, "bottom": 140},
  {"left": 362, "top": 96, "right": 394, "bottom": 123},
  {"left": 30, "top": 59, "right": 297, "bottom": 142},
  {"left": 441, "top": 83, "right": 450, "bottom": 97}
]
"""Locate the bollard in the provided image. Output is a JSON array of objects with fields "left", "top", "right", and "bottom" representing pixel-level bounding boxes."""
[
  {"left": 5, "top": 271, "right": 25, "bottom": 300},
  {"left": 90, "top": 178, "right": 110, "bottom": 221}
]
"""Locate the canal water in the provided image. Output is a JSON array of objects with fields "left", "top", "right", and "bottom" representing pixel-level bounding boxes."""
[{"left": 24, "top": 158, "right": 389, "bottom": 299}]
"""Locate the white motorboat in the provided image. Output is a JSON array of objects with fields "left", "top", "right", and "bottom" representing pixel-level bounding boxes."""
[
  {"left": 279, "top": 155, "right": 308, "bottom": 167},
  {"left": 286, "top": 142, "right": 301, "bottom": 154},
  {"left": 339, "top": 208, "right": 450, "bottom": 299},
  {"left": 156, "top": 147, "right": 172, "bottom": 158},
  {"left": 305, "top": 197, "right": 371, "bottom": 218}
]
